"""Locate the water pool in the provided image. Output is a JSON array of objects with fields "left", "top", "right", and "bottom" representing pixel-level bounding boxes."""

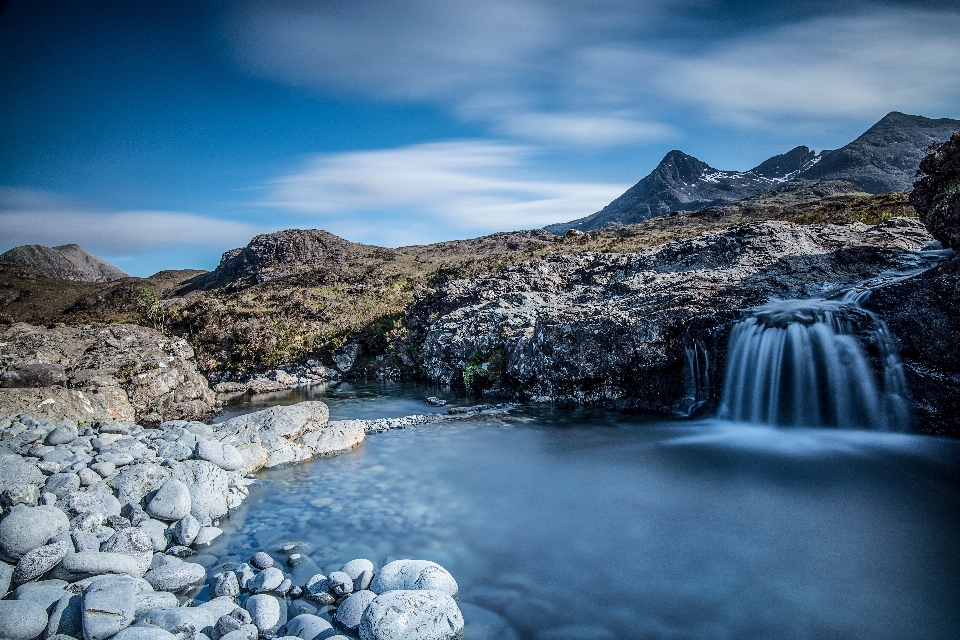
[{"left": 206, "top": 386, "right": 960, "bottom": 639}]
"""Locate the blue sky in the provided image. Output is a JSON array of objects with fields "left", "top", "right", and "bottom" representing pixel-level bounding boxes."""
[{"left": 1, "top": 0, "right": 959, "bottom": 276}]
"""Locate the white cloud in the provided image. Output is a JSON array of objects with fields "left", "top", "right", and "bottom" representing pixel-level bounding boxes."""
[
  {"left": 230, "top": 1, "right": 960, "bottom": 138},
  {"left": 659, "top": 10, "right": 960, "bottom": 124},
  {"left": 257, "top": 140, "right": 630, "bottom": 231},
  {"left": 0, "top": 189, "right": 262, "bottom": 254}
]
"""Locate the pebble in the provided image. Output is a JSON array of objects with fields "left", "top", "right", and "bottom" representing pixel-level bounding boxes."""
[
  {"left": 0, "top": 504, "right": 70, "bottom": 559},
  {"left": 146, "top": 479, "right": 192, "bottom": 521},
  {"left": 79, "top": 467, "right": 102, "bottom": 486},
  {"left": 45, "top": 424, "right": 79, "bottom": 446},
  {"left": 0, "top": 600, "right": 50, "bottom": 640},
  {"left": 250, "top": 551, "right": 275, "bottom": 569},
  {"left": 283, "top": 613, "right": 334, "bottom": 640},
  {"left": 246, "top": 594, "right": 284, "bottom": 635},
  {"left": 249, "top": 566, "right": 285, "bottom": 593},
  {"left": 341, "top": 558, "right": 376, "bottom": 591},
  {"left": 335, "top": 590, "right": 376, "bottom": 632},
  {"left": 12, "top": 540, "right": 71, "bottom": 584}
]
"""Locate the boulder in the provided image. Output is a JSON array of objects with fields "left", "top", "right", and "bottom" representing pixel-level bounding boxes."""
[
  {"left": 0, "top": 454, "right": 46, "bottom": 499},
  {"left": 145, "top": 479, "right": 191, "bottom": 521},
  {"left": 245, "top": 594, "right": 286, "bottom": 636},
  {"left": 51, "top": 551, "right": 145, "bottom": 581},
  {"left": 82, "top": 576, "right": 140, "bottom": 640},
  {"left": 283, "top": 614, "right": 334, "bottom": 640},
  {"left": 370, "top": 560, "right": 458, "bottom": 598},
  {"left": 359, "top": 590, "right": 463, "bottom": 640},
  {"left": 0, "top": 504, "right": 70, "bottom": 560},
  {"left": 143, "top": 557, "right": 206, "bottom": 593},
  {"left": 100, "top": 527, "right": 155, "bottom": 575},
  {"left": 195, "top": 439, "right": 246, "bottom": 471},
  {"left": 46, "top": 592, "right": 84, "bottom": 638},
  {"left": 0, "top": 599, "right": 50, "bottom": 640},
  {"left": 12, "top": 540, "right": 71, "bottom": 584},
  {"left": 335, "top": 590, "right": 376, "bottom": 633}
]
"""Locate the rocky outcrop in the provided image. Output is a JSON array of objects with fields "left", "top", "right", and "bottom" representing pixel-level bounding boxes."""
[
  {"left": 911, "top": 131, "right": 960, "bottom": 250},
  {"left": 545, "top": 112, "right": 960, "bottom": 234},
  {"left": 0, "top": 323, "right": 217, "bottom": 426},
  {"left": 407, "top": 218, "right": 933, "bottom": 414},
  {"left": 0, "top": 244, "right": 127, "bottom": 283}
]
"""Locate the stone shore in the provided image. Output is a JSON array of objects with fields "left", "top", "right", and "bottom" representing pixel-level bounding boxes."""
[{"left": 0, "top": 400, "right": 478, "bottom": 640}]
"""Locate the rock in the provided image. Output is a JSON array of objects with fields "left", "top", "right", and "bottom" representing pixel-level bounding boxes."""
[
  {"left": 359, "top": 590, "right": 463, "bottom": 640},
  {"left": 121, "top": 503, "right": 150, "bottom": 526},
  {"left": 164, "top": 545, "right": 194, "bottom": 558},
  {"left": 82, "top": 576, "right": 139, "bottom": 640},
  {"left": 0, "top": 454, "right": 46, "bottom": 496},
  {"left": 137, "top": 520, "right": 168, "bottom": 552},
  {"left": 78, "top": 468, "right": 102, "bottom": 487},
  {"left": 235, "top": 563, "right": 256, "bottom": 591},
  {"left": 171, "top": 514, "right": 201, "bottom": 546},
  {"left": 89, "top": 462, "right": 116, "bottom": 478},
  {"left": 250, "top": 552, "right": 274, "bottom": 570},
  {"left": 0, "top": 484, "right": 41, "bottom": 508},
  {"left": 146, "top": 479, "right": 191, "bottom": 521},
  {"left": 72, "top": 530, "right": 101, "bottom": 553},
  {"left": 210, "top": 571, "right": 240, "bottom": 598},
  {"left": 0, "top": 504, "right": 70, "bottom": 560},
  {"left": 911, "top": 130, "right": 960, "bottom": 250},
  {"left": 370, "top": 560, "right": 458, "bottom": 597},
  {"left": 1, "top": 363, "right": 67, "bottom": 389},
  {"left": 12, "top": 540, "right": 71, "bottom": 584},
  {"left": 0, "top": 560, "right": 12, "bottom": 597},
  {"left": 45, "top": 424, "right": 79, "bottom": 446},
  {"left": 341, "top": 559, "right": 375, "bottom": 591},
  {"left": 195, "top": 440, "right": 246, "bottom": 472},
  {"left": 0, "top": 600, "right": 50, "bottom": 640},
  {"left": 335, "top": 590, "right": 376, "bottom": 632},
  {"left": 304, "top": 574, "right": 334, "bottom": 605},
  {"left": 248, "top": 566, "right": 284, "bottom": 593},
  {"left": 134, "top": 590, "right": 179, "bottom": 617},
  {"left": 100, "top": 527, "right": 155, "bottom": 575},
  {"left": 143, "top": 557, "right": 206, "bottom": 592},
  {"left": 170, "top": 460, "right": 239, "bottom": 524},
  {"left": 52, "top": 551, "right": 145, "bottom": 581},
  {"left": 283, "top": 614, "right": 334, "bottom": 640},
  {"left": 112, "top": 627, "right": 180, "bottom": 640},
  {"left": 157, "top": 441, "right": 193, "bottom": 461},
  {"left": 44, "top": 472, "right": 81, "bottom": 498},
  {"left": 13, "top": 579, "right": 68, "bottom": 608},
  {"left": 219, "top": 629, "right": 258, "bottom": 640},
  {"left": 193, "top": 527, "right": 223, "bottom": 547},
  {"left": 46, "top": 592, "right": 84, "bottom": 638},
  {"left": 326, "top": 571, "right": 353, "bottom": 597},
  {"left": 425, "top": 397, "right": 447, "bottom": 407},
  {"left": 58, "top": 487, "right": 121, "bottom": 519},
  {"left": 245, "top": 594, "right": 284, "bottom": 635},
  {"left": 138, "top": 596, "right": 239, "bottom": 636}
]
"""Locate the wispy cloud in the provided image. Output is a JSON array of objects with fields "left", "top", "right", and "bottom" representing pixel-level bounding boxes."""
[
  {"left": 257, "top": 140, "right": 630, "bottom": 232},
  {"left": 0, "top": 188, "right": 261, "bottom": 254},
  {"left": 231, "top": 1, "right": 960, "bottom": 139}
]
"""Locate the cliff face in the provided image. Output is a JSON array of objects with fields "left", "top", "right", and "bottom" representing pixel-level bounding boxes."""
[
  {"left": 406, "top": 218, "right": 933, "bottom": 414},
  {"left": 545, "top": 112, "right": 960, "bottom": 234},
  {"left": 0, "top": 244, "right": 127, "bottom": 282}
]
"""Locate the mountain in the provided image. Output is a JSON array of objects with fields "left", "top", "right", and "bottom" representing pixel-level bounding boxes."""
[
  {"left": 545, "top": 112, "right": 960, "bottom": 234},
  {"left": 0, "top": 244, "right": 127, "bottom": 282}
]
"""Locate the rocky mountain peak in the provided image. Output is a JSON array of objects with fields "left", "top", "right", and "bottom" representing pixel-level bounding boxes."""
[
  {"left": 750, "top": 146, "right": 817, "bottom": 179},
  {"left": 0, "top": 243, "right": 127, "bottom": 282}
]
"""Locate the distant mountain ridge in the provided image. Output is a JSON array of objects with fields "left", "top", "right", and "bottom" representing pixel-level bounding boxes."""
[
  {"left": 545, "top": 111, "right": 960, "bottom": 234},
  {"left": 0, "top": 244, "right": 127, "bottom": 282}
]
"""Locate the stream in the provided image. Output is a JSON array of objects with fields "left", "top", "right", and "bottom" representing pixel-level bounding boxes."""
[{"left": 205, "top": 382, "right": 960, "bottom": 640}]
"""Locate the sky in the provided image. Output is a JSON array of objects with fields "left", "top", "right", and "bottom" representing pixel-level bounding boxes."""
[{"left": 1, "top": 0, "right": 959, "bottom": 276}]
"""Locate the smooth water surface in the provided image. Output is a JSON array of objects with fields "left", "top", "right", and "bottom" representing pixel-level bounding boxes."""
[{"left": 209, "top": 386, "right": 960, "bottom": 639}]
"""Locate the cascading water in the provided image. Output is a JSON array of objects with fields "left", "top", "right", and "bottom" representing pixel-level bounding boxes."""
[{"left": 718, "top": 293, "right": 911, "bottom": 431}]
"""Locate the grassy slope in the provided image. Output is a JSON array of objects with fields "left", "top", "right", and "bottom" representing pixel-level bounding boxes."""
[{"left": 0, "top": 183, "right": 917, "bottom": 374}]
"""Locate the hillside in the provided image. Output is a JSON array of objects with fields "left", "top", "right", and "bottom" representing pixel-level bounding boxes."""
[{"left": 0, "top": 243, "right": 128, "bottom": 282}]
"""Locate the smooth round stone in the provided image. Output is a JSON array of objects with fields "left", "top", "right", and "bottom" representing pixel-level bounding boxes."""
[
  {"left": 13, "top": 540, "right": 71, "bottom": 584},
  {"left": 78, "top": 468, "right": 102, "bottom": 487},
  {"left": 249, "top": 566, "right": 285, "bottom": 593},
  {"left": 13, "top": 579, "right": 68, "bottom": 608},
  {"left": 369, "top": 560, "right": 458, "bottom": 597},
  {"left": 211, "top": 571, "right": 241, "bottom": 598},
  {"left": 46, "top": 424, "right": 79, "bottom": 446},
  {"left": 112, "top": 627, "right": 180, "bottom": 640},
  {"left": 89, "top": 462, "right": 116, "bottom": 478},
  {"left": 46, "top": 592, "right": 84, "bottom": 638},
  {"left": 45, "top": 472, "right": 81, "bottom": 498},
  {"left": 146, "top": 479, "right": 191, "bottom": 521},
  {"left": 359, "top": 590, "right": 463, "bottom": 640},
  {"left": 195, "top": 439, "right": 246, "bottom": 471},
  {"left": 0, "top": 505, "right": 70, "bottom": 560},
  {"left": 100, "top": 527, "right": 155, "bottom": 575},
  {"left": 341, "top": 558, "right": 376, "bottom": 591},
  {"left": 283, "top": 613, "right": 333, "bottom": 640},
  {"left": 0, "top": 599, "right": 50, "bottom": 640},
  {"left": 193, "top": 527, "right": 223, "bottom": 547},
  {"left": 81, "top": 577, "right": 139, "bottom": 640},
  {"left": 55, "top": 551, "right": 144, "bottom": 580},
  {"left": 327, "top": 571, "right": 353, "bottom": 597},
  {"left": 250, "top": 551, "right": 274, "bottom": 569},
  {"left": 143, "top": 558, "right": 206, "bottom": 592},
  {"left": 99, "top": 453, "right": 135, "bottom": 466},
  {"left": 335, "top": 590, "right": 376, "bottom": 632},
  {"left": 172, "top": 514, "right": 201, "bottom": 546},
  {"left": 246, "top": 594, "right": 283, "bottom": 635}
]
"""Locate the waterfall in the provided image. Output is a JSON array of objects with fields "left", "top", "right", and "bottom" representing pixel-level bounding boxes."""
[
  {"left": 676, "top": 334, "right": 710, "bottom": 417},
  {"left": 718, "top": 294, "right": 910, "bottom": 431}
]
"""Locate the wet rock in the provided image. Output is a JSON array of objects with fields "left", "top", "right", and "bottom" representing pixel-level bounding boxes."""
[
  {"left": 335, "top": 590, "right": 376, "bottom": 632},
  {"left": 0, "top": 599, "right": 50, "bottom": 640},
  {"left": 359, "top": 590, "right": 463, "bottom": 640},
  {"left": 210, "top": 571, "right": 240, "bottom": 598},
  {"left": 326, "top": 571, "right": 353, "bottom": 597},
  {"left": 283, "top": 613, "right": 334, "bottom": 640},
  {"left": 370, "top": 560, "right": 458, "bottom": 597},
  {"left": 146, "top": 479, "right": 191, "bottom": 521},
  {"left": 0, "top": 504, "right": 70, "bottom": 560},
  {"left": 246, "top": 594, "right": 285, "bottom": 635},
  {"left": 248, "top": 566, "right": 284, "bottom": 593},
  {"left": 172, "top": 514, "right": 201, "bottom": 546},
  {"left": 341, "top": 559, "right": 375, "bottom": 591},
  {"left": 12, "top": 540, "right": 71, "bottom": 584},
  {"left": 143, "top": 557, "right": 206, "bottom": 592}
]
